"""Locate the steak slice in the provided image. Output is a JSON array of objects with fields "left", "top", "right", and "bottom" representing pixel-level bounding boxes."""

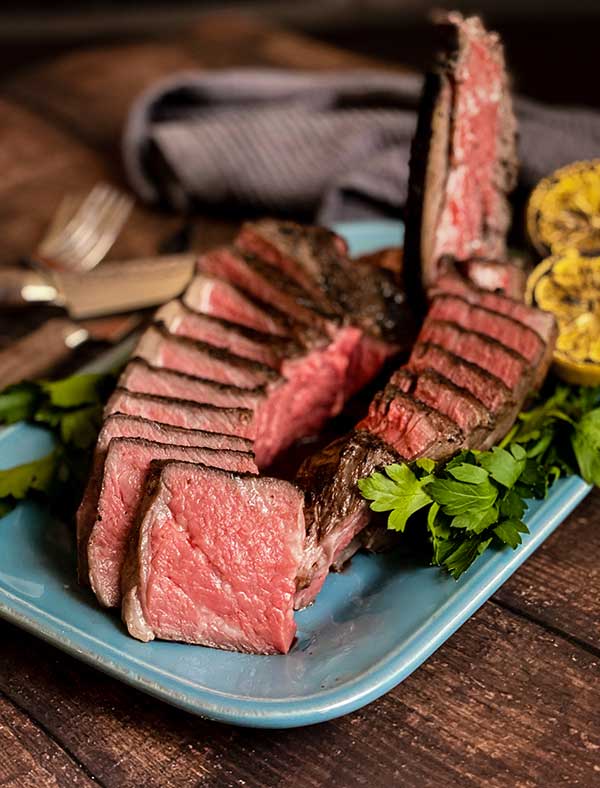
[
  {"left": 184, "top": 274, "right": 291, "bottom": 337},
  {"left": 76, "top": 414, "right": 251, "bottom": 585},
  {"left": 88, "top": 438, "right": 257, "bottom": 607},
  {"left": 155, "top": 299, "right": 296, "bottom": 369},
  {"left": 105, "top": 388, "right": 255, "bottom": 438},
  {"left": 357, "top": 385, "right": 464, "bottom": 461},
  {"left": 428, "top": 294, "right": 546, "bottom": 367},
  {"left": 135, "top": 324, "right": 279, "bottom": 389},
  {"left": 418, "top": 319, "right": 531, "bottom": 394},
  {"left": 392, "top": 367, "right": 494, "bottom": 446},
  {"left": 122, "top": 462, "right": 305, "bottom": 654},
  {"left": 295, "top": 431, "right": 400, "bottom": 609},
  {"left": 198, "top": 247, "right": 335, "bottom": 332},
  {"left": 404, "top": 12, "right": 518, "bottom": 299},
  {"left": 119, "top": 358, "right": 265, "bottom": 411}
]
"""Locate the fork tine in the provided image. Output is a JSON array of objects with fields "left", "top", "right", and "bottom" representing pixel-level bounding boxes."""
[{"left": 37, "top": 184, "right": 133, "bottom": 271}]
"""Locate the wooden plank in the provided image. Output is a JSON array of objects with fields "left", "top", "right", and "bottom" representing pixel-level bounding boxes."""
[
  {"left": 3, "top": 13, "right": 387, "bottom": 154},
  {"left": 495, "top": 487, "right": 600, "bottom": 652},
  {"left": 0, "top": 601, "right": 599, "bottom": 787},
  {"left": 0, "top": 691, "right": 92, "bottom": 787}
]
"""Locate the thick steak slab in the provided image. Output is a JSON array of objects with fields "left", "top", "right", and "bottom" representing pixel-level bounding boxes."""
[
  {"left": 88, "top": 438, "right": 257, "bottom": 608},
  {"left": 122, "top": 462, "right": 305, "bottom": 654},
  {"left": 76, "top": 414, "right": 252, "bottom": 585}
]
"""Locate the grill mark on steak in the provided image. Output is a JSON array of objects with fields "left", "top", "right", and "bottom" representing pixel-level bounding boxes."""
[
  {"left": 105, "top": 388, "right": 255, "bottom": 439},
  {"left": 136, "top": 323, "right": 280, "bottom": 389},
  {"left": 419, "top": 319, "right": 531, "bottom": 393},
  {"left": 155, "top": 299, "right": 298, "bottom": 369},
  {"left": 120, "top": 358, "right": 266, "bottom": 411},
  {"left": 122, "top": 460, "right": 305, "bottom": 653},
  {"left": 88, "top": 437, "right": 257, "bottom": 608}
]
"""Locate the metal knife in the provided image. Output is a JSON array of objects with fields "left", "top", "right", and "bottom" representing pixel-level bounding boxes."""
[{"left": 0, "top": 254, "right": 196, "bottom": 319}]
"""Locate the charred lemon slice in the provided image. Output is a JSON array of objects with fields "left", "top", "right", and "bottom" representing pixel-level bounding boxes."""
[
  {"left": 527, "top": 159, "right": 600, "bottom": 257},
  {"left": 526, "top": 249, "right": 600, "bottom": 385}
]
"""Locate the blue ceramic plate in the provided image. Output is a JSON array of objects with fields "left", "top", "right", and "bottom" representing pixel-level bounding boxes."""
[{"left": 0, "top": 221, "right": 591, "bottom": 729}]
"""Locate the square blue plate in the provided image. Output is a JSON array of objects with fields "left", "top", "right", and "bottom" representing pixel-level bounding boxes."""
[{"left": 0, "top": 221, "right": 591, "bottom": 728}]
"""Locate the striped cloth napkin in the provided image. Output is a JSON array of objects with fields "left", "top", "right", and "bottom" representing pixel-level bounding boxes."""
[{"left": 122, "top": 69, "right": 600, "bottom": 223}]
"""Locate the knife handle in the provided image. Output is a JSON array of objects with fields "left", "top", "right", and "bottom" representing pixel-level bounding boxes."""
[
  {"left": 0, "top": 268, "right": 56, "bottom": 306},
  {"left": 0, "top": 318, "right": 88, "bottom": 386}
]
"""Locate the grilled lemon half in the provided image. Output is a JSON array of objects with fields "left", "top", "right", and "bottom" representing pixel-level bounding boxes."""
[
  {"left": 527, "top": 159, "right": 600, "bottom": 257},
  {"left": 526, "top": 249, "right": 600, "bottom": 385}
]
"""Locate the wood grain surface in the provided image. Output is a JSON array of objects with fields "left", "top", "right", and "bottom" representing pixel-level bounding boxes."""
[{"left": 0, "top": 12, "right": 598, "bottom": 787}]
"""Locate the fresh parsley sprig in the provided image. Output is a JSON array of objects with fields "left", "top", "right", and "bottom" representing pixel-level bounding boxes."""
[
  {"left": 0, "top": 373, "right": 116, "bottom": 520},
  {"left": 359, "top": 380, "right": 600, "bottom": 579}
]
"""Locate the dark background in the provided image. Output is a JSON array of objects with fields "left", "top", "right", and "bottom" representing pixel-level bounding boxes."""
[{"left": 0, "top": 1, "right": 598, "bottom": 108}]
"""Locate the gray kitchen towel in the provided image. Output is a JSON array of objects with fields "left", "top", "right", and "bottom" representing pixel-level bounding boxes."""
[{"left": 122, "top": 69, "right": 600, "bottom": 224}]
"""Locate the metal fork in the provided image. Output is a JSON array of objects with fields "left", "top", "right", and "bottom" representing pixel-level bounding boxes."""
[{"left": 34, "top": 183, "right": 133, "bottom": 273}]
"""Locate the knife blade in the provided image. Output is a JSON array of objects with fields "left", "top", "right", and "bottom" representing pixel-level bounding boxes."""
[{"left": 0, "top": 254, "right": 196, "bottom": 318}]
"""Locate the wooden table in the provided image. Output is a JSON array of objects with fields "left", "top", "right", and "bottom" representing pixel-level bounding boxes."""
[{"left": 0, "top": 14, "right": 598, "bottom": 788}]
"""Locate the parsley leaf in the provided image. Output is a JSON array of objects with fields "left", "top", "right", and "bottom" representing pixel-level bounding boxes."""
[
  {"left": 572, "top": 408, "right": 600, "bottom": 486},
  {"left": 479, "top": 446, "right": 525, "bottom": 488},
  {"left": 358, "top": 463, "right": 432, "bottom": 532},
  {"left": 425, "top": 477, "right": 497, "bottom": 516}
]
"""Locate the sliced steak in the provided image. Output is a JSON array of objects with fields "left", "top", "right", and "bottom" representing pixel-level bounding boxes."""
[
  {"left": 76, "top": 414, "right": 251, "bottom": 585},
  {"left": 155, "top": 299, "right": 295, "bottom": 369},
  {"left": 135, "top": 324, "right": 279, "bottom": 389},
  {"left": 198, "top": 247, "right": 335, "bottom": 332},
  {"left": 357, "top": 385, "right": 464, "bottom": 461},
  {"left": 237, "top": 219, "right": 413, "bottom": 347},
  {"left": 404, "top": 12, "right": 518, "bottom": 299},
  {"left": 184, "top": 274, "right": 291, "bottom": 337},
  {"left": 105, "top": 388, "right": 255, "bottom": 439},
  {"left": 295, "top": 431, "right": 401, "bottom": 609},
  {"left": 119, "top": 358, "right": 265, "bottom": 411},
  {"left": 408, "top": 342, "right": 514, "bottom": 414},
  {"left": 122, "top": 462, "right": 305, "bottom": 654},
  {"left": 428, "top": 294, "right": 546, "bottom": 367},
  {"left": 392, "top": 367, "right": 494, "bottom": 445},
  {"left": 418, "top": 319, "right": 530, "bottom": 394},
  {"left": 88, "top": 438, "right": 257, "bottom": 608},
  {"left": 434, "top": 272, "right": 558, "bottom": 344}
]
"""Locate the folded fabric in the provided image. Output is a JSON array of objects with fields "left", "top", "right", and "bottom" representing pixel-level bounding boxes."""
[{"left": 122, "top": 69, "right": 600, "bottom": 223}]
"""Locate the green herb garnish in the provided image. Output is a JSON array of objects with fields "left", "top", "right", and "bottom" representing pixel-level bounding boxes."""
[
  {"left": 359, "top": 381, "right": 600, "bottom": 579},
  {"left": 0, "top": 373, "right": 116, "bottom": 520}
]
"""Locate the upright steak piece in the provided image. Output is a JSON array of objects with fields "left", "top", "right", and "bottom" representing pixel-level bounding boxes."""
[
  {"left": 120, "top": 358, "right": 265, "bottom": 411},
  {"left": 155, "top": 299, "right": 295, "bottom": 369},
  {"left": 404, "top": 12, "right": 518, "bottom": 299},
  {"left": 135, "top": 324, "right": 279, "bottom": 389},
  {"left": 184, "top": 274, "right": 291, "bottom": 337},
  {"left": 88, "top": 438, "right": 257, "bottom": 607},
  {"left": 105, "top": 389, "right": 255, "bottom": 439},
  {"left": 76, "top": 414, "right": 252, "bottom": 584},
  {"left": 122, "top": 462, "right": 305, "bottom": 654}
]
